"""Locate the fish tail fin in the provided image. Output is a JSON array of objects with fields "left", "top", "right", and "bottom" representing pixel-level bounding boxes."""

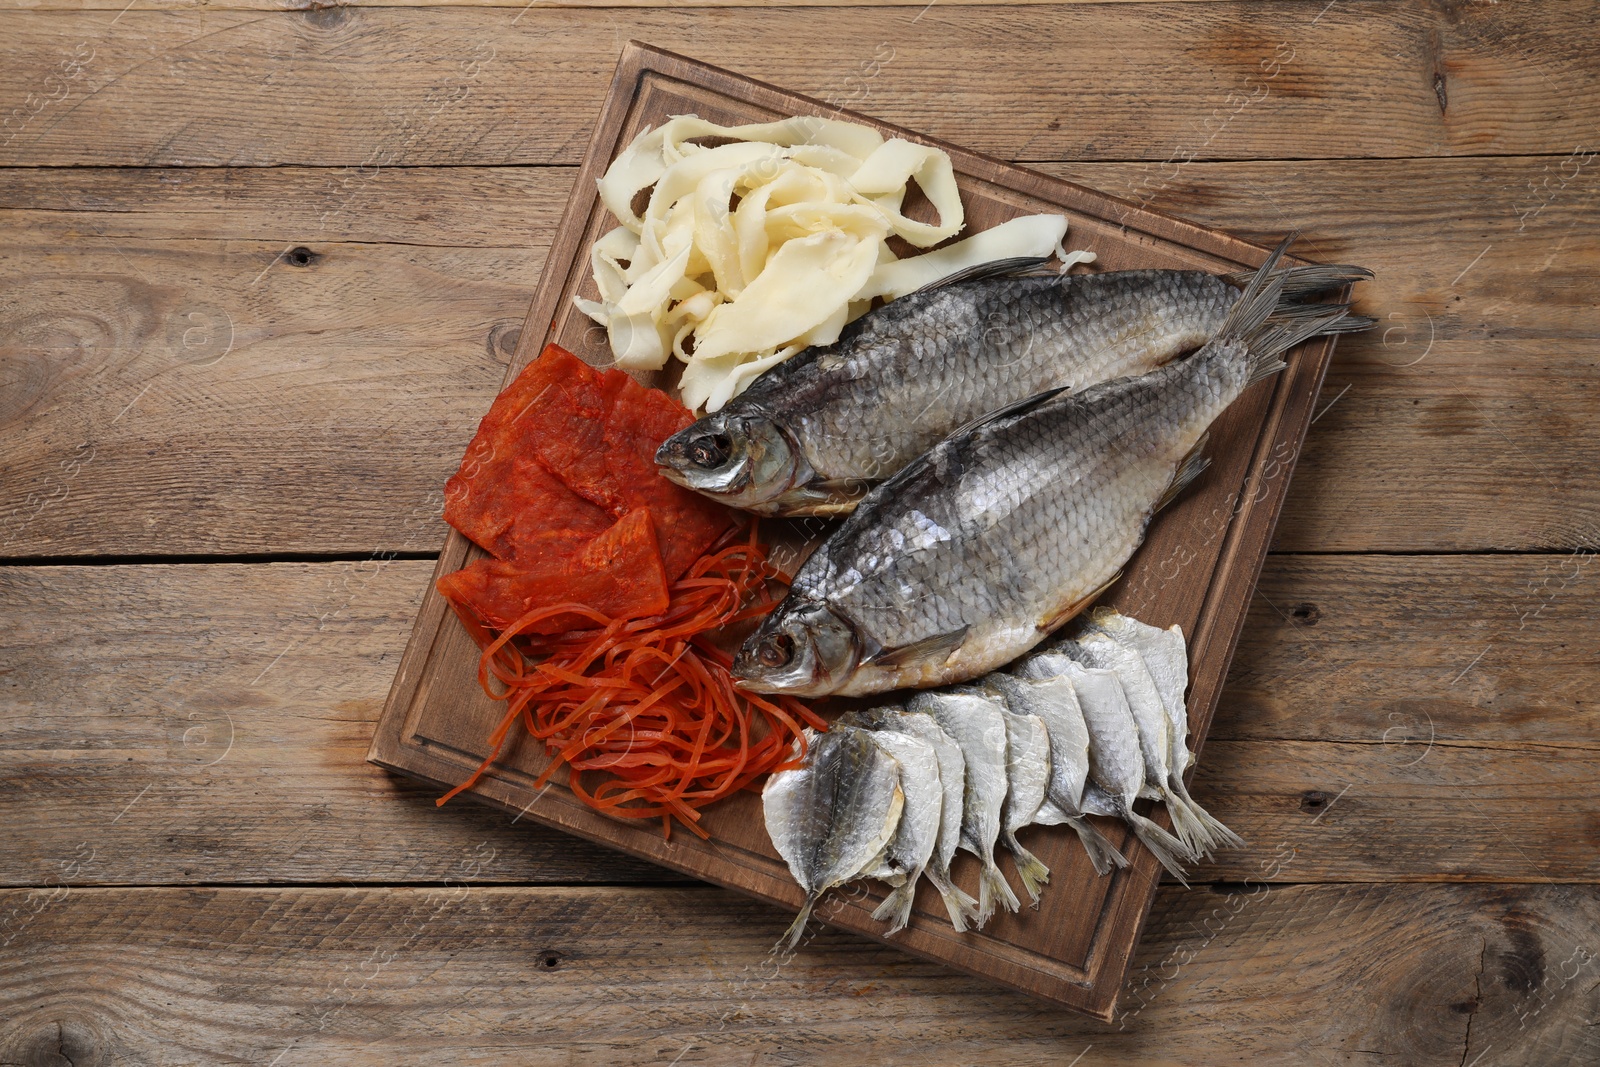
[
  {"left": 926, "top": 868, "right": 979, "bottom": 933},
  {"left": 1244, "top": 302, "right": 1374, "bottom": 385},
  {"left": 977, "top": 860, "right": 1021, "bottom": 923},
  {"left": 1170, "top": 774, "right": 1248, "bottom": 853},
  {"left": 1161, "top": 790, "right": 1212, "bottom": 859},
  {"left": 1068, "top": 816, "right": 1129, "bottom": 876},
  {"left": 871, "top": 880, "right": 918, "bottom": 936},
  {"left": 1217, "top": 234, "right": 1376, "bottom": 387},
  {"left": 1225, "top": 262, "right": 1374, "bottom": 297},
  {"left": 926, "top": 868, "right": 979, "bottom": 932},
  {"left": 1270, "top": 300, "right": 1377, "bottom": 335},
  {"left": 1123, "top": 807, "right": 1195, "bottom": 886},
  {"left": 778, "top": 892, "right": 820, "bottom": 951},
  {"left": 1212, "top": 234, "right": 1296, "bottom": 387},
  {"left": 1003, "top": 832, "right": 1050, "bottom": 906}
]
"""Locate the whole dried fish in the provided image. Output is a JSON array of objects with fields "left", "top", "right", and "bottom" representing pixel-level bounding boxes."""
[
  {"left": 857, "top": 728, "right": 944, "bottom": 935},
  {"left": 986, "top": 670, "right": 1127, "bottom": 875},
  {"left": 1041, "top": 653, "right": 1195, "bottom": 882},
  {"left": 907, "top": 688, "right": 1021, "bottom": 925},
  {"left": 996, "top": 706, "right": 1053, "bottom": 904},
  {"left": 763, "top": 726, "right": 904, "bottom": 949},
  {"left": 1065, "top": 630, "right": 1223, "bottom": 858},
  {"left": 657, "top": 253, "right": 1371, "bottom": 516},
  {"left": 734, "top": 236, "right": 1359, "bottom": 697},
  {"left": 1087, "top": 610, "right": 1243, "bottom": 854},
  {"left": 838, "top": 706, "right": 979, "bottom": 931}
]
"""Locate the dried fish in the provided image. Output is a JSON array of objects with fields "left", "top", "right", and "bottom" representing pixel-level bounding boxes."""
[
  {"left": 839, "top": 707, "right": 979, "bottom": 931},
  {"left": 1087, "top": 610, "right": 1243, "bottom": 854},
  {"left": 1033, "top": 651, "right": 1196, "bottom": 883},
  {"left": 996, "top": 706, "right": 1054, "bottom": 904},
  {"left": 986, "top": 670, "right": 1127, "bottom": 875},
  {"left": 762, "top": 726, "right": 904, "bottom": 948},
  {"left": 734, "top": 236, "right": 1362, "bottom": 697},
  {"left": 658, "top": 251, "right": 1371, "bottom": 515},
  {"left": 907, "top": 688, "right": 1021, "bottom": 925}
]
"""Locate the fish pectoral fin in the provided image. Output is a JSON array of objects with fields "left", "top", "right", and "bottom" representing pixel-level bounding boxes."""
[
  {"left": 1037, "top": 572, "right": 1122, "bottom": 633},
  {"left": 1156, "top": 433, "right": 1212, "bottom": 513},
  {"left": 772, "top": 478, "right": 876, "bottom": 517},
  {"left": 908, "top": 254, "right": 1056, "bottom": 295},
  {"left": 861, "top": 626, "right": 970, "bottom": 669}
]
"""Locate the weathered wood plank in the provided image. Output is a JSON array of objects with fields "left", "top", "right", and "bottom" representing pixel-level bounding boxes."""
[
  {"left": 1227, "top": 554, "right": 1600, "bottom": 746},
  {"left": 1, "top": 3, "right": 1595, "bottom": 167},
  {"left": 9, "top": 0, "right": 1330, "bottom": 10},
  {"left": 1, "top": 883, "right": 1595, "bottom": 1064},
  {"left": 1037, "top": 157, "right": 1600, "bottom": 552},
  {"left": 3, "top": 558, "right": 1595, "bottom": 887},
  {"left": 0, "top": 561, "right": 679, "bottom": 887},
  {"left": 0, "top": 237, "right": 521, "bottom": 558},
  {"left": 3, "top": 157, "right": 1597, "bottom": 556}
]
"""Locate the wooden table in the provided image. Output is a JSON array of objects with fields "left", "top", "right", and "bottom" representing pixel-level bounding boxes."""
[{"left": 2, "top": 2, "right": 1596, "bottom": 1063}]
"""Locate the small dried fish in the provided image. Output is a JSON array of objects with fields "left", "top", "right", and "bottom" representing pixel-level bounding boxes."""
[
  {"left": 996, "top": 706, "right": 1053, "bottom": 904},
  {"left": 858, "top": 728, "right": 944, "bottom": 935},
  {"left": 987, "top": 670, "right": 1127, "bottom": 875},
  {"left": 839, "top": 706, "right": 979, "bottom": 931},
  {"left": 907, "top": 688, "right": 1021, "bottom": 925},
  {"left": 763, "top": 726, "right": 904, "bottom": 948},
  {"left": 1087, "top": 610, "right": 1243, "bottom": 854},
  {"left": 1034, "top": 652, "right": 1196, "bottom": 882}
]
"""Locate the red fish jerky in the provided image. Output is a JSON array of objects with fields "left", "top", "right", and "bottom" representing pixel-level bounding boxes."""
[
  {"left": 441, "top": 346, "right": 615, "bottom": 564},
  {"left": 444, "top": 450, "right": 613, "bottom": 564},
  {"left": 442, "top": 343, "right": 732, "bottom": 579},
  {"left": 437, "top": 508, "right": 669, "bottom": 634},
  {"left": 518, "top": 347, "right": 734, "bottom": 580}
]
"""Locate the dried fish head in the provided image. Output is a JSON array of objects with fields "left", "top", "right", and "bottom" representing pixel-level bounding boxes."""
[
  {"left": 654, "top": 406, "right": 811, "bottom": 512},
  {"left": 732, "top": 597, "right": 861, "bottom": 696}
]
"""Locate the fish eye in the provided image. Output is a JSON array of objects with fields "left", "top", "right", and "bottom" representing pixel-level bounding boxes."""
[
  {"left": 757, "top": 632, "right": 795, "bottom": 668},
  {"left": 688, "top": 432, "right": 733, "bottom": 469}
]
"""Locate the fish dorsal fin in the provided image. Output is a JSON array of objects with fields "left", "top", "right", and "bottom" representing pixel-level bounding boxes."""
[
  {"left": 909, "top": 255, "right": 1056, "bottom": 296},
  {"left": 950, "top": 386, "right": 1070, "bottom": 441},
  {"left": 862, "top": 626, "right": 970, "bottom": 670},
  {"left": 1038, "top": 571, "right": 1123, "bottom": 633},
  {"left": 1156, "top": 433, "right": 1211, "bottom": 512}
]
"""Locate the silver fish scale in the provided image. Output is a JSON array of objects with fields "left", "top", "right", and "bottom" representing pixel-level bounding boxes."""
[
  {"left": 736, "top": 270, "right": 1237, "bottom": 483},
  {"left": 799, "top": 336, "right": 1250, "bottom": 689}
]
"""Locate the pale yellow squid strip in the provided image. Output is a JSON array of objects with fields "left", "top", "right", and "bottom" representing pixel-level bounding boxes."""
[{"left": 575, "top": 114, "right": 1087, "bottom": 412}]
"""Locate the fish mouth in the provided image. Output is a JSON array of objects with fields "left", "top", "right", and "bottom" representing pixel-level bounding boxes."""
[{"left": 654, "top": 421, "right": 754, "bottom": 497}]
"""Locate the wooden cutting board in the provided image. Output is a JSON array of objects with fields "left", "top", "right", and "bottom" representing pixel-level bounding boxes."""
[{"left": 368, "top": 41, "right": 1345, "bottom": 1021}]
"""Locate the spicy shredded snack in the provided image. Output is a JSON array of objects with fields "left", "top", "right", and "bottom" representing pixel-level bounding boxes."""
[{"left": 435, "top": 343, "right": 822, "bottom": 835}]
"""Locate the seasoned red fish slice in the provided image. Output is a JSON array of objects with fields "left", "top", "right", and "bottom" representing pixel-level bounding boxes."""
[
  {"left": 522, "top": 346, "right": 733, "bottom": 579},
  {"left": 437, "top": 507, "right": 670, "bottom": 634},
  {"left": 444, "top": 452, "right": 613, "bottom": 564}
]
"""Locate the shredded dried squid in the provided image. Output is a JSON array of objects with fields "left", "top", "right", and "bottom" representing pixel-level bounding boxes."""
[{"left": 575, "top": 114, "right": 1089, "bottom": 412}]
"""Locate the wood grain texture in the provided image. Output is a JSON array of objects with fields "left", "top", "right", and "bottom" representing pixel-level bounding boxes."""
[
  {"left": 1227, "top": 554, "right": 1600, "bottom": 746},
  {"left": 0, "top": 561, "right": 678, "bottom": 888},
  {"left": 5, "top": 558, "right": 1594, "bottom": 889},
  {"left": 1038, "top": 157, "right": 1600, "bottom": 552},
  {"left": 5, "top": 155, "right": 1595, "bottom": 557},
  {"left": 4, "top": 557, "right": 1595, "bottom": 888},
  {"left": 1, "top": 883, "right": 1596, "bottom": 1065},
  {"left": 1, "top": 3, "right": 1596, "bottom": 167},
  {"left": 10, "top": 0, "right": 1335, "bottom": 9}
]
